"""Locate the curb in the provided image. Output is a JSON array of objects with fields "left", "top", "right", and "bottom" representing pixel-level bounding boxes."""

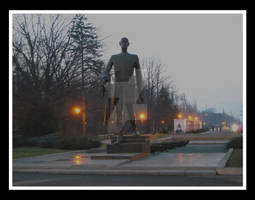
[
  {"left": 13, "top": 168, "right": 216, "bottom": 176},
  {"left": 215, "top": 148, "right": 242, "bottom": 176},
  {"left": 90, "top": 152, "right": 150, "bottom": 161},
  {"left": 217, "top": 148, "right": 234, "bottom": 168},
  {"left": 216, "top": 168, "right": 243, "bottom": 176},
  {"left": 189, "top": 140, "right": 229, "bottom": 144}
]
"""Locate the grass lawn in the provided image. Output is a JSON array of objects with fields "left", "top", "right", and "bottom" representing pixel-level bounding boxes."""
[
  {"left": 226, "top": 149, "right": 243, "bottom": 168},
  {"left": 13, "top": 147, "right": 70, "bottom": 159}
]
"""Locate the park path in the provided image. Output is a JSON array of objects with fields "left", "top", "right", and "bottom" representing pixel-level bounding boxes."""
[{"left": 12, "top": 139, "right": 237, "bottom": 176}]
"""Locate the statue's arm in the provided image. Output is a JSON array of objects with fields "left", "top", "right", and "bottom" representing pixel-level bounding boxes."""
[
  {"left": 134, "top": 55, "right": 143, "bottom": 94},
  {"left": 103, "top": 55, "right": 114, "bottom": 82}
]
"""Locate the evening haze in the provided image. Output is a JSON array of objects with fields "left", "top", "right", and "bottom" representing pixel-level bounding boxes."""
[
  {"left": 13, "top": 12, "right": 244, "bottom": 119},
  {"left": 86, "top": 13, "right": 243, "bottom": 119}
]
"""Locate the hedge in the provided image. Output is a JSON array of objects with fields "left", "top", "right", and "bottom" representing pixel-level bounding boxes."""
[
  {"left": 151, "top": 140, "right": 189, "bottom": 153},
  {"left": 13, "top": 133, "right": 101, "bottom": 150},
  {"left": 225, "top": 136, "right": 243, "bottom": 149}
]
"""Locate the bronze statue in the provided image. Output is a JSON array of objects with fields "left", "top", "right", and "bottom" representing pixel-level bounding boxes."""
[{"left": 103, "top": 37, "right": 143, "bottom": 142}]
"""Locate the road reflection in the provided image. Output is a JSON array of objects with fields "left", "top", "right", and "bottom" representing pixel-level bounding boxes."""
[
  {"left": 178, "top": 153, "right": 184, "bottom": 163},
  {"left": 72, "top": 154, "right": 90, "bottom": 165}
]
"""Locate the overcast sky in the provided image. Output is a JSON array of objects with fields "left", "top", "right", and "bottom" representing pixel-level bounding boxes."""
[
  {"left": 85, "top": 13, "right": 243, "bottom": 119},
  {"left": 13, "top": 12, "right": 244, "bottom": 119}
]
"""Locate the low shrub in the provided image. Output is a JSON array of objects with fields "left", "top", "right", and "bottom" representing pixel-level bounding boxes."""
[
  {"left": 53, "top": 136, "right": 101, "bottom": 150},
  {"left": 14, "top": 133, "right": 102, "bottom": 150},
  {"left": 151, "top": 140, "right": 189, "bottom": 153},
  {"left": 13, "top": 135, "right": 26, "bottom": 148},
  {"left": 25, "top": 133, "right": 60, "bottom": 148},
  {"left": 186, "top": 128, "right": 209, "bottom": 134},
  {"left": 225, "top": 136, "right": 243, "bottom": 149}
]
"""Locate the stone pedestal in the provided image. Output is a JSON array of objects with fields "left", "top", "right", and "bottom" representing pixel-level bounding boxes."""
[{"left": 107, "top": 136, "right": 151, "bottom": 154}]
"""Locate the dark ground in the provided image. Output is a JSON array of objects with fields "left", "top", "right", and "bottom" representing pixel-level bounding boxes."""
[{"left": 13, "top": 172, "right": 243, "bottom": 187}]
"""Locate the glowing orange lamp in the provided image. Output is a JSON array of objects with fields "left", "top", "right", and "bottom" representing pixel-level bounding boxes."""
[
  {"left": 188, "top": 115, "right": 192, "bottom": 120},
  {"left": 73, "top": 106, "right": 81, "bottom": 115},
  {"left": 177, "top": 113, "right": 183, "bottom": 119},
  {"left": 139, "top": 113, "right": 145, "bottom": 120}
]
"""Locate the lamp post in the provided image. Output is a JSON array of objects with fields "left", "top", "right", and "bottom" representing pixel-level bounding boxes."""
[
  {"left": 81, "top": 96, "right": 86, "bottom": 137},
  {"left": 139, "top": 113, "right": 146, "bottom": 132},
  {"left": 161, "top": 120, "right": 165, "bottom": 133},
  {"left": 72, "top": 105, "right": 86, "bottom": 136}
]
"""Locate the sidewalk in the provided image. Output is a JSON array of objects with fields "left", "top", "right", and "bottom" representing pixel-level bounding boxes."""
[{"left": 13, "top": 144, "right": 241, "bottom": 176}]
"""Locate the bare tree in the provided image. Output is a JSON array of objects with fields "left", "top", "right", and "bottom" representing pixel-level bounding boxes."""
[
  {"left": 141, "top": 57, "right": 170, "bottom": 102},
  {"left": 12, "top": 14, "right": 104, "bottom": 137},
  {"left": 141, "top": 57, "right": 178, "bottom": 132}
]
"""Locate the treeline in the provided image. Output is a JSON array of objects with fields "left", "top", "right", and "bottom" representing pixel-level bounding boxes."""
[
  {"left": 13, "top": 14, "right": 104, "bottom": 137},
  {"left": 12, "top": 14, "right": 199, "bottom": 138},
  {"left": 138, "top": 58, "right": 198, "bottom": 133},
  {"left": 200, "top": 108, "right": 241, "bottom": 128}
]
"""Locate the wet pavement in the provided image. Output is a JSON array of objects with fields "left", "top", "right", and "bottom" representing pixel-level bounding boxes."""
[
  {"left": 13, "top": 142, "right": 229, "bottom": 171},
  {"left": 165, "top": 143, "right": 228, "bottom": 153},
  {"left": 11, "top": 139, "right": 243, "bottom": 187},
  {"left": 118, "top": 152, "right": 226, "bottom": 169}
]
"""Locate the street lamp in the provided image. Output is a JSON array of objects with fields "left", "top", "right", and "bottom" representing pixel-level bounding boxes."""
[
  {"left": 177, "top": 113, "right": 183, "bottom": 119},
  {"left": 73, "top": 106, "right": 81, "bottom": 115},
  {"left": 161, "top": 120, "right": 165, "bottom": 133},
  {"left": 139, "top": 113, "right": 146, "bottom": 133},
  {"left": 231, "top": 123, "right": 239, "bottom": 132},
  {"left": 72, "top": 105, "right": 87, "bottom": 136},
  {"left": 139, "top": 113, "right": 145, "bottom": 120},
  {"left": 188, "top": 115, "right": 193, "bottom": 121}
]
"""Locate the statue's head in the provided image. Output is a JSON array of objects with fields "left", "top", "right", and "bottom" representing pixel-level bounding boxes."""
[{"left": 119, "top": 37, "right": 129, "bottom": 49}]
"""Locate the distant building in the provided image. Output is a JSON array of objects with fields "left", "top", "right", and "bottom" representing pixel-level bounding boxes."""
[
  {"left": 174, "top": 114, "right": 202, "bottom": 133},
  {"left": 174, "top": 119, "right": 186, "bottom": 133}
]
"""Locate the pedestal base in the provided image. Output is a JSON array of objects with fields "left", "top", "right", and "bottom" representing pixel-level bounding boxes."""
[{"left": 107, "top": 136, "right": 151, "bottom": 153}]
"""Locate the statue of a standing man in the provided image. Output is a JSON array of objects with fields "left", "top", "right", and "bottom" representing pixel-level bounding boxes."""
[{"left": 103, "top": 37, "right": 143, "bottom": 141}]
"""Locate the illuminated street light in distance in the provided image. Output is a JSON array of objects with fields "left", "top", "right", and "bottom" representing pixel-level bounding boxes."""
[
  {"left": 231, "top": 123, "right": 239, "bottom": 132},
  {"left": 188, "top": 115, "right": 192, "bottom": 120},
  {"left": 194, "top": 116, "right": 198, "bottom": 121},
  {"left": 177, "top": 113, "right": 183, "bottom": 119},
  {"left": 139, "top": 113, "right": 145, "bottom": 120}
]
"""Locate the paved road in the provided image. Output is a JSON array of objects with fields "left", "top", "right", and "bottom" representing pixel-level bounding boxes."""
[{"left": 13, "top": 172, "right": 243, "bottom": 186}]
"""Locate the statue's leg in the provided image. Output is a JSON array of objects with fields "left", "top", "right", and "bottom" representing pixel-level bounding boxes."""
[
  {"left": 115, "top": 98, "right": 122, "bottom": 124},
  {"left": 126, "top": 104, "right": 139, "bottom": 135},
  {"left": 116, "top": 98, "right": 125, "bottom": 142},
  {"left": 103, "top": 98, "right": 112, "bottom": 127}
]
